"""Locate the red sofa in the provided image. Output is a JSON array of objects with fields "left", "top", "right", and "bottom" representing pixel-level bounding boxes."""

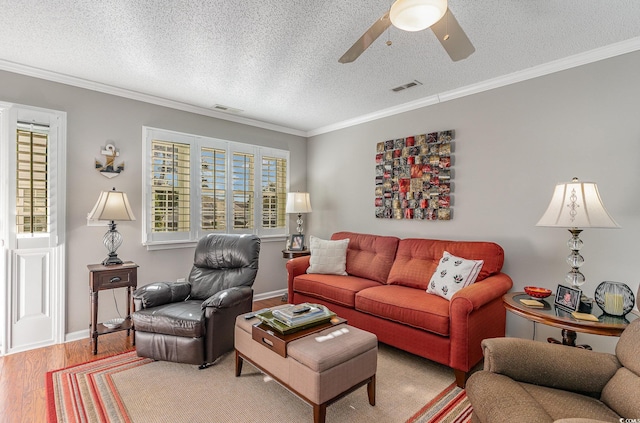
[{"left": 287, "top": 231, "right": 513, "bottom": 387}]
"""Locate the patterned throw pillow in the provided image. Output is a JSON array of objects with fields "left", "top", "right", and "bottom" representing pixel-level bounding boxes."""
[
  {"left": 307, "top": 236, "right": 350, "bottom": 275},
  {"left": 427, "top": 251, "right": 484, "bottom": 300}
]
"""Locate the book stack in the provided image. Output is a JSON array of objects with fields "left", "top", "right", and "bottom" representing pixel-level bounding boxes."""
[
  {"left": 255, "top": 303, "right": 336, "bottom": 334},
  {"left": 272, "top": 303, "right": 328, "bottom": 327}
]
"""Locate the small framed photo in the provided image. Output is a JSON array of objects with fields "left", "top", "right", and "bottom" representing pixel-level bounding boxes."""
[
  {"left": 289, "top": 234, "right": 305, "bottom": 251},
  {"left": 554, "top": 284, "right": 581, "bottom": 312}
]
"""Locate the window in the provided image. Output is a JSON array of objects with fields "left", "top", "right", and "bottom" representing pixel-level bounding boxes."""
[
  {"left": 143, "top": 127, "right": 289, "bottom": 249},
  {"left": 16, "top": 124, "right": 49, "bottom": 234},
  {"left": 262, "top": 156, "right": 287, "bottom": 229},
  {"left": 150, "top": 140, "right": 190, "bottom": 232},
  {"left": 232, "top": 152, "right": 254, "bottom": 230},
  {"left": 201, "top": 147, "right": 226, "bottom": 231}
]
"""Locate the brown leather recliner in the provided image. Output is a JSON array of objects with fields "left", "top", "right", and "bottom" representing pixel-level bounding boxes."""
[{"left": 132, "top": 234, "right": 260, "bottom": 368}]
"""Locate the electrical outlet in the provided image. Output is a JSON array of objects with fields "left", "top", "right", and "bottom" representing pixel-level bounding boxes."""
[{"left": 177, "top": 278, "right": 186, "bottom": 283}]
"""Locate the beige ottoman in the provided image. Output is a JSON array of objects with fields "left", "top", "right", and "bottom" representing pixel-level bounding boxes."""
[{"left": 235, "top": 310, "right": 378, "bottom": 423}]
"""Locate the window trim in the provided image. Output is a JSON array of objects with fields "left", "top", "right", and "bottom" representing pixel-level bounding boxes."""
[{"left": 142, "top": 126, "right": 290, "bottom": 250}]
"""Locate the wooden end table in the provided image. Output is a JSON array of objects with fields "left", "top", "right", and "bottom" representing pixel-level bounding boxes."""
[
  {"left": 503, "top": 292, "right": 638, "bottom": 349},
  {"left": 282, "top": 249, "right": 311, "bottom": 259},
  {"left": 88, "top": 261, "right": 138, "bottom": 354}
]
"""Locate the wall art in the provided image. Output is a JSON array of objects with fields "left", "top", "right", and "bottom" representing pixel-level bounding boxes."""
[
  {"left": 375, "top": 130, "right": 454, "bottom": 221},
  {"left": 95, "top": 143, "right": 125, "bottom": 178}
]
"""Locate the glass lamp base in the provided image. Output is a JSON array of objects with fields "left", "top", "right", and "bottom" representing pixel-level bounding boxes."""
[{"left": 102, "top": 253, "right": 123, "bottom": 266}]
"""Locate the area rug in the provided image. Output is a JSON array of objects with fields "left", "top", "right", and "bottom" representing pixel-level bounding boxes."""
[
  {"left": 407, "top": 383, "right": 472, "bottom": 423},
  {"left": 47, "top": 344, "right": 472, "bottom": 422}
]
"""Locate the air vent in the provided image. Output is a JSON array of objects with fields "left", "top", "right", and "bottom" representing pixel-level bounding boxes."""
[
  {"left": 391, "top": 80, "right": 423, "bottom": 92},
  {"left": 211, "top": 104, "right": 244, "bottom": 114}
]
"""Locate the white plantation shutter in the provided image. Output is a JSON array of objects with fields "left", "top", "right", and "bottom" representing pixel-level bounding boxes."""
[
  {"left": 150, "top": 140, "right": 190, "bottom": 233},
  {"left": 16, "top": 124, "right": 49, "bottom": 234},
  {"left": 261, "top": 156, "right": 287, "bottom": 229},
  {"left": 201, "top": 146, "right": 226, "bottom": 230},
  {"left": 143, "top": 127, "right": 289, "bottom": 249},
  {"left": 232, "top": 152, "right": 254, "bottom": 230}
]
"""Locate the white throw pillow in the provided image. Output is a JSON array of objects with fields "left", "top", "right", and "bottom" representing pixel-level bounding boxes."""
[
  {"left": 427, "top": 251, "right": 484, "bottom": 300},
  {"left": 307, "top": 236, "right": 349, "bottom": 275}
]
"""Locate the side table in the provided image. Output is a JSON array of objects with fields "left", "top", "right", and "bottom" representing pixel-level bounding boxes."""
[
  {"left": 503, "top": 292, "right": 638, "bottom": 349},
  {"left": 88, "top": 261, "right": 138, "bottom": 354},
  {"left": 282, "top": 249, "right": 311, "bottom": 259}
]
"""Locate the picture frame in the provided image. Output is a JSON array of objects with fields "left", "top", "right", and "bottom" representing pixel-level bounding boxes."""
[
  {"left": 554, "top": 284, "right": 581, "bottom": 312},
  {"left": 289, "top": 234, "right": 305, "bottom": 251}
]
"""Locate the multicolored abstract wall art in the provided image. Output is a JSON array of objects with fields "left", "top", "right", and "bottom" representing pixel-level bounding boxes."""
[{"left": 375, "top": 130, "right": 454, "bottom": 220}]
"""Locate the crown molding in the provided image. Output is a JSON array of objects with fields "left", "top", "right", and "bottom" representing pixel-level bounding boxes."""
[
  {"left": 307, "top": 36, "right": 640, "bottom": 137},
  {"left": 0, "top": 60, "right": 307, "bottom": 137},
  {"left": 2, "top": 36, "right": 640, "bottom": 139}
]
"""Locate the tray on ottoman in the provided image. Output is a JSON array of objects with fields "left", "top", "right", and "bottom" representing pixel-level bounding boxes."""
[{"left": 252, "top": 315, "right": 347, "bottom": 357}]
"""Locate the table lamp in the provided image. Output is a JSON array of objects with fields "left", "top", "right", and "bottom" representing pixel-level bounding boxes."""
[
  {"left": 286, "top": 192, "right": 312, "bottom": 235},
  {"left": 88, "top": 187, "right": 136, "bottom": 265},
  {"left": 536, "top": 177, "right": 619, "bottom": 291}
]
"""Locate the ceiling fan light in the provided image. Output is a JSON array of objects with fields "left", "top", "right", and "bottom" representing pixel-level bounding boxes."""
[{"left": 390, "top": 0, "right": 448, "bottom": 32}]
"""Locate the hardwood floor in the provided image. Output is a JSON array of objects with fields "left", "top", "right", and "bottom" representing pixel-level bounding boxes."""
[{"left": 0, "top": 297, "right": 284, "bottom": 423}]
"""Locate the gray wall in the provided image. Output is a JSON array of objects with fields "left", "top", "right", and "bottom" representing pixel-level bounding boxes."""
[
  {"left": 306, "top": 50, "right": 640, "bottom": 354},
  {"left": 0, "top": 70, "right": 307, "bottom": 335},
  {"left": 2, "top": 49, "right": 639, "bottom": 351}
]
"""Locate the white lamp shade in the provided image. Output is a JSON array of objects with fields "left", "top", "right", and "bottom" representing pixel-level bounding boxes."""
[
  {"left": 536, "top": 179, "right": 619, "bottom": 228},
  {"left": 390, "top": 0, "right": 448, "bottom": 32},
  {"left": 88, "top": 189, "right": 136, "bottom": 221},
  {"left": 286, "top": 192, "right": 312, "bottom": 214}
]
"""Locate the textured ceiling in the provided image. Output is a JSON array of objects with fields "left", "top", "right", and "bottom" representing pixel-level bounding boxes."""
[{"left": 1, "top": 1, "right": 640, "bottom": 134}]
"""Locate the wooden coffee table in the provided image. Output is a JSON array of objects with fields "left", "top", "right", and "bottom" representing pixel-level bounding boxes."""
[{"left": 503, "top": 292, "right": 638, "bottom": 349}]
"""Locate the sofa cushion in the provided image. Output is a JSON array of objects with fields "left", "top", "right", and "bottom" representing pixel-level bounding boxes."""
[
  {"left": 307, "top": 236, "right": 349, "bottom": 275},
  {"left": 387, "top": 238, "right": 504, "bottom": 290},
  {"left": 427, "top": 251, "right": 484, "bottom": 300},
  {"left": 355, "top": 285, "right": 450, "bottom": 335},
  {"left": 293, "top": 273, "right": 382, "bottom": 308},
  {"left": 331, "top": 231, "right": 400, "bottom": 284},
  {"left": 522, "top": 382, "right": 622, "bottom": 422}
]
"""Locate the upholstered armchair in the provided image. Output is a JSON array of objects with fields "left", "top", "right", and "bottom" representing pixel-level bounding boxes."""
[
  {"left": 466, "top": 318, "right": 640, "bottom": 422},
  {"left": 132, "top": 234, "right": 260, "bottom": 368}
]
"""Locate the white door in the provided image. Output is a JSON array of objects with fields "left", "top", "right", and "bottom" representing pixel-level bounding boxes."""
[{"left": 0, "top": 103, "right": 66, "bottom": 355}]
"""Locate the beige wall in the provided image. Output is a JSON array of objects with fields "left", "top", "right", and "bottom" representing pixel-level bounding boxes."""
[
  {"left": 306, "top": 50, "right": 640, "bottom": 353},
  {"left": 0, "top": 70, "right": 307, "bottom": 336}
]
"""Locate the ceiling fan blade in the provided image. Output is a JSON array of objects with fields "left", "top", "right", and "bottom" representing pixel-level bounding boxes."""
[
  {"left": 430, "top": 9, "right": 475, "bottom": 62},
  {"left": 339, "top": 11, "right": 391, "bottom": 64}
]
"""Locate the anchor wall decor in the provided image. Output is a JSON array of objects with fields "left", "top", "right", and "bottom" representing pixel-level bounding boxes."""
[{"left": 95, "top": 143, "right": 124, "bottom": 178}]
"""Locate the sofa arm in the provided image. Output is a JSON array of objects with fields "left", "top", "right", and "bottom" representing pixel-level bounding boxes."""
[
  {"left": 202, "top": 286, "right": 253, "bottom": 310},
  {"left": 448, "top": 273, "right": 513, "bottom": 376},
  {"left": 286, "top": 255, "right": 311, "bottom": 300},
  {"left": 482, "top": 337, "right": 621, "bottom": 395},
  {"left": 132, "top": 281, "right": 191, "bottom": 309},
  {"left": 451, "top": 272, "right": 513, "bottom": 311}
]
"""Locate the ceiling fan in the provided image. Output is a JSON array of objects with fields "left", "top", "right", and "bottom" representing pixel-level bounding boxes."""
[{"left": 339, "top": 0, "right": 475, "bottom": 63}]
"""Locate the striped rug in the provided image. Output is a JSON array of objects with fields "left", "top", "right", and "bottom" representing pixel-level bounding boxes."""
[
  {"left": 407, "top": 382, "right": 472, "bottom": 423},
  {"left": 46, "top": 351, "right": 152, "bottom": 423},
  {"left": 46, "top": 349, "right": 472, "bottom": 423}
]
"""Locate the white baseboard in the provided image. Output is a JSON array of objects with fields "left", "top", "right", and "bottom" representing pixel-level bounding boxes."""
[
  {"left": 253, "top": 289, "right": 287, "bottom": 302},
  {"left": 66, "top": 329, "right": 89, "bottom": 343}
]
